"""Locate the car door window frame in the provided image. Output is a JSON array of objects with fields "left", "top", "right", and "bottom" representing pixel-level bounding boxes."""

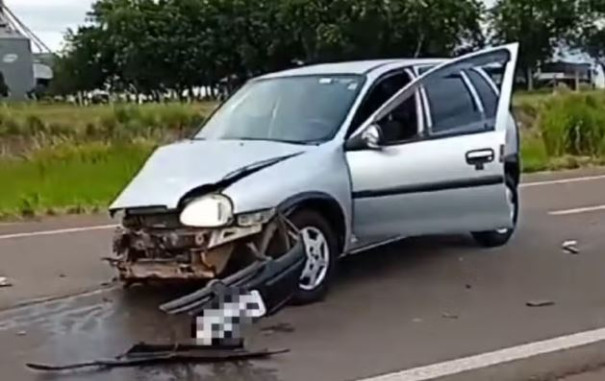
[
  {"left": 420, "top": 71, "right": 490, "bottom": 139},
  {"left": 347, "top": 44, "right": 519, "bottom": 148},
  {"left": 346, "top": 68, "right": 422, "bottom": 141}
]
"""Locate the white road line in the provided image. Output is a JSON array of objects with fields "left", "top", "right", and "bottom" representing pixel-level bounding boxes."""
[
  {"left": 358, "top": 326, "right": 605, "bottom": 381},
  {"left": 521, "top": 174, "right": 605, "bottom": 188},
  {"left": 0, "top": 224, "right": 118, "bottom": 241},
  {"left": 549, "top": 204, "right": 605, "bottom": 216}
]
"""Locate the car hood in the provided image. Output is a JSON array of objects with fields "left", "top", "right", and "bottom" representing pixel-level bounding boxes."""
[{"left": 109, "top": 139, "right": 309, "bottom": 211}]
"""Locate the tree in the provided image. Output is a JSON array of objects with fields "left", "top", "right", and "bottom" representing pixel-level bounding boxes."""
[
  {"left": 489, "top": 0, "right": 592, "bottom": 89},
  {"left": 53, "top": 0, "right": 487, "bottom": 97}
]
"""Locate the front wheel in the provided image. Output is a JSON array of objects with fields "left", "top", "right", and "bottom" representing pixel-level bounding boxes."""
[
  {"left": 288, "top": 210, "right": 338, "bottom": 305},
  {"left": 471, "top": 176, "right": 519, "bottom": 248}
]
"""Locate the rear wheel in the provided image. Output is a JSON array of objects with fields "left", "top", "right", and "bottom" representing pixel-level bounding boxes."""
[
  {"left": 471, "top": 175, "right": 519, "bottom": 248},
  {"left": 288, "top": 210, "right": 338, "bottom": 305}
]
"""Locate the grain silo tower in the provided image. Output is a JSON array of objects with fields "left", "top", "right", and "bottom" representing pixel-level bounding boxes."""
[{"left": 0, "top": 0, "right": 53, "bottom": 100}]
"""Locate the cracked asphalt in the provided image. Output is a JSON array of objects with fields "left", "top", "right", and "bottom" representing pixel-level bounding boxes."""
[{"left": 2, "top": 168, "right": 605, "bottom": 381}]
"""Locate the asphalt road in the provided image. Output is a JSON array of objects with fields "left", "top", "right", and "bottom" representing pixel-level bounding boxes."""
[{"left": 2, "top": 168, "right": 605, "bottom": 381}]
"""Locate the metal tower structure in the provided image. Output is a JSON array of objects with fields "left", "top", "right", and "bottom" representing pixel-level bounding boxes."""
[{"left": 0, "top": 0, "right": 53, "bottom": 100}]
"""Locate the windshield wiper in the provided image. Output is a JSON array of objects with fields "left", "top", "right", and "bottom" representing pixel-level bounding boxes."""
[{"left": 224, "top": 137, "right": 319, "bottom": 146}]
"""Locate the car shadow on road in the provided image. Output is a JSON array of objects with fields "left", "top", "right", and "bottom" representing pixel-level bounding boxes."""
[{"left": 336, "top": 234, "right": 479, "bottom": 287}]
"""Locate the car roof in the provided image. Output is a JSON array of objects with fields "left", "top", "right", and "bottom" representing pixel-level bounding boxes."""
[{"left": 257, "top": 58, "right": 447, "bottom": 79}]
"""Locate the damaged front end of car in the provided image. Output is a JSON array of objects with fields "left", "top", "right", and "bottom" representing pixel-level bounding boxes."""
[
  {"left": 107, "top": 203, "right": 303, "bottom": 283},
  {"left": 106, "top": 190, "right": 309, "bottom": 315}
]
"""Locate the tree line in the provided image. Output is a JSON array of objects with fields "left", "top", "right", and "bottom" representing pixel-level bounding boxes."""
[{"left": 49, "top": 0, "right": 605, "bottom": 99}]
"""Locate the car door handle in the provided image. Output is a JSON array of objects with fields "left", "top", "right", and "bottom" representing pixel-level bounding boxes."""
[{"left": 466, "top": 148, "right": 494, "bottom": 169}]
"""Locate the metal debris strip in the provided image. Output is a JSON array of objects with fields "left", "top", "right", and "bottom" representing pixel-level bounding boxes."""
[
  {"left": 526, "top": 300, "right": 556, "bottom": 308},
  {"left": 26, "top": 342, "right": 289, "bottom": 372},
  {"left": 0, "top": 276, "right": 12, "bottom": 287},
  {"left": 562, "top": 240, "right": 580, "bottom": 255},
  {"left": 441, "top": 312, "right": 459, "bottom": 320}
]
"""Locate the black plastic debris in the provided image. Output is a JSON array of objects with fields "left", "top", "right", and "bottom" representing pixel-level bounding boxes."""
[{"left": 26, "top": 342, "right": 289, "bottom": 372}]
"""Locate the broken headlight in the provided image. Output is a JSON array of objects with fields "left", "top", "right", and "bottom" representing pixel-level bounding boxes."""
[
  {"left": 180, "top": 194, "right": 233, "bottom": 228},
  {"left": 237, "top": 209, "right": 275, "bottom": 227}
]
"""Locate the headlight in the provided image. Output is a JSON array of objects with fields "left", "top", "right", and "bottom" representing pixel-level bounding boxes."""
[
  {"left": 237, "top": 209, "right": 275, "bottom": 227},
  {"left": 179, "top": 194, "right": 233, "bottom": 228}
]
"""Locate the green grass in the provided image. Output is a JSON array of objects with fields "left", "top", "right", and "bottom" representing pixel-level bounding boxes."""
[
  {"left": 0, "top": 141, "right": 155, "bottom": 218},
  {"left": 521, "top": 132, "right": 550, "bottom": 173}
]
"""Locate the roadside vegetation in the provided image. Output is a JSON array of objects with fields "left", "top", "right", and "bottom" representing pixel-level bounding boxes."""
[{"left": 2, "top": 90, "right": 605, "bottom": 218}]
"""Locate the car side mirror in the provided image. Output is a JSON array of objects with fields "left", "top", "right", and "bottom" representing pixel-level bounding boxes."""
[
  {"left": 361, "top": 124, "right": 384, "bottom": 149},
  {"left": 345, "top": 123, "right": 385, "bottom": 151}
]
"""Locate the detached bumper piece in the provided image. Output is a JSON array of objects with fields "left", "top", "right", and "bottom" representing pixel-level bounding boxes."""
[
  {"left": 160, "top": 238, "right": 306, "bottom": 317},
  {"left": 26, "top": 342, "right": 288, "bottom": 372}
]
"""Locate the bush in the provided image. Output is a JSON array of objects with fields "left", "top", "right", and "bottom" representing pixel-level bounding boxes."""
[{"left": 538, "top": 92, "right": 605, "bottom": 157}]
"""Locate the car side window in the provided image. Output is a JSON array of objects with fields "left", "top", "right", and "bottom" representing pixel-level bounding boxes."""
[
  {"left": 466, "top": 69, "right": 498, "bottom": 120},
  {"left": 347, "top": 71, "right": 411, "bottom": 137},
  {"left": 423, "top": 72, "right": 483, "bottom": 135},
  {"left": 376, "top": 96, "right": 418, "bottom": 144}
]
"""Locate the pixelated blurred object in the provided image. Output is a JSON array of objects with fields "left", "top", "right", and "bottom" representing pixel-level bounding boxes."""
[
  {"left": 562, "top": 240, "right": 579, "bottom": 255},
  {"left": 193, "top": 289, "right": 267, "bottom": 346},
  {"left": 526, "top": 300, "right": 555, "bottom": 308},
  {"left": 0, "top": 276, "right": 11, "bottom": 288}
]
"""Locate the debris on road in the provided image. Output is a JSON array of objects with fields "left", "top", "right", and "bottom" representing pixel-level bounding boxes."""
[
  {"left": 261, "top": 323, "right": 295, "bottom": 335},
  {"left": 0, "top": 277, "right": 12, "bottom": 288},
  {"left": 526, "top": 300, "right": 555, "bottom": 308},
  {"left": 26, "top": 342, "right": 289, "bottom": 372},
  {"left": 17, "top": 331, "right": 27, "bottom": 336},
  {"left": 442, "top": 312, "right": 459, "bottom": 320},
  {"left": 465, "top": 284, "right": 473, "bottom": 290},
  {"left": 562, "top": 240, "right": 579, "bottom": 255},
  {"left": 412, "top": 318, "right": 423, "bottom": 323}
]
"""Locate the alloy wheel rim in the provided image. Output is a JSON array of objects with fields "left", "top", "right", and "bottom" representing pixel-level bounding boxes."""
[{"left": 299, "top": 226, "right": 330, "bottom": 291}]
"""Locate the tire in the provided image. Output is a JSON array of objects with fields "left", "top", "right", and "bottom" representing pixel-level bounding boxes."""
[
  {"left": 471, "top": 175, "right": 519, "bottom": 248},
  {"left": 288, "top": 209, "right": 339, "bottom": 305}
]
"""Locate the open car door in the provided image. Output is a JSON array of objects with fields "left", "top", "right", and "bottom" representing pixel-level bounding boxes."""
[{"left": 346, "top": 43, "right": 519, "bottom": 246}]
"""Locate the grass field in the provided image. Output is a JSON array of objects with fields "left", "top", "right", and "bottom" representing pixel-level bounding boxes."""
[{"left": 2, "top": 91, "right": 605, "bottom": 218}]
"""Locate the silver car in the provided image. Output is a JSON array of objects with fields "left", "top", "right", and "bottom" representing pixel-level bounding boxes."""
[{"left": 108, "top": 43, "right": 520, "bottom": 306}]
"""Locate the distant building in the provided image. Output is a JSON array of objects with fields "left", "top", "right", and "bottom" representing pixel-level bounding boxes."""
[
  {"left": 0, "top": 1, "right": 53, "bottom": 100},
  {"left": 535, "top": 60, "right": 605, "bottom": 90}
]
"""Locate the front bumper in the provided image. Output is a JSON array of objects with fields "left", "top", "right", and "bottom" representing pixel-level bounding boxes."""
[{"left": 160, "top": 238, "right": 306, "bottom": 316}]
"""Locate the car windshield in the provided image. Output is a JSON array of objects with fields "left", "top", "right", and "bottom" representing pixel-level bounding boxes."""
[{"left": 195, "top": 74, "right": 364, "bottom": 144}]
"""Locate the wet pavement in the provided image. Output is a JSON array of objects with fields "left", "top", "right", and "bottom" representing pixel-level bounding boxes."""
[{"left": 2, "top": 168, "right": 605, "bottom": 381}]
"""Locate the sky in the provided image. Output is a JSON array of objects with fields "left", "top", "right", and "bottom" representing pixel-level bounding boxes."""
[
  {"left": 6, "top": 0, "right": 95, "bottom": 52},
  {"left": 7, "top": 0, "right": 500, "bottom": 52}
]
